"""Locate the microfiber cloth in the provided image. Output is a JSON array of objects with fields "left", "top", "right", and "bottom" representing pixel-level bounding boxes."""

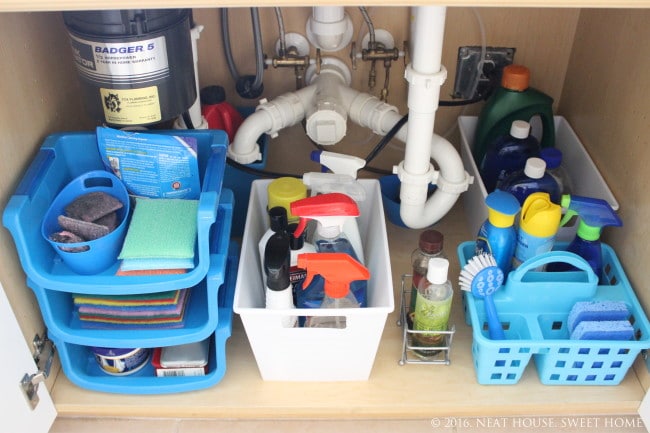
[
  {"left": 116, "top": 267, "right": 186, "bottom": 276},
  {"left": 65, "top": 191, "right": 123, "bottom": 222},
  {"left": 73, "top": 290, "right": 182, "bottom": 307},
  {"left": 570, "top": 320, "right": 635, "bottom": 341},
  {"left": 77, "top": 289, "right": 187, "bottom": 316},
  {"left": 118, "top": 198, "right": 199, "bottom": 264},
  {"left": 567, "top": 301, "right": 631, "bottom": 332},
  {"left": 118, "top": 257, "right": 196, "bottom": 271}
]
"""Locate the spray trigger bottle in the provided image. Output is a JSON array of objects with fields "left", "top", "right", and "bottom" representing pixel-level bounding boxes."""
[
  {"left": 291, "top": 192, "right": 366, "bottom": 308},
  {"left": 297, "top": 253, "right": 370, "bottom": 328},
  {"left": 547, "top": 194, "right": 622, "bottom": 281}
]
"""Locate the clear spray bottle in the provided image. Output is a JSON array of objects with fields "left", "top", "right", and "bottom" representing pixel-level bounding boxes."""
[{"left": 297, "top": 253, "right": 370, "bottom": 329}]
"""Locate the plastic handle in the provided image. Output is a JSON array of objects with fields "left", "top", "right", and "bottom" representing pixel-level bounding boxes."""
[
  {"left": 14, "top": 148, "right": 55, "bottom": 197},
  {"left": 78, "top": 170, "right": 118, "bottom": 190},
  {"left": 484, "top": 294, "right": 505, "bottom": 340},
  {"left": 509, "top": 250, "right": 598, "bottom": 284},
  {"left": 202, "top": 146, "right": 227, "bottom": 194}
]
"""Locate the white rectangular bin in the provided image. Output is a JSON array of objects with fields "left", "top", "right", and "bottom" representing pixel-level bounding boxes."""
[
  {"left": 459, "top": 116, "right": 618, "bottom": 241},
  {"left": 234, "top": 179, "right": 394, "bottom": 381}
]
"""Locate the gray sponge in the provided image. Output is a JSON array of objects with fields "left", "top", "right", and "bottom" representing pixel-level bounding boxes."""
[{"left": 64, "top": 191, "right": 123, "bottom": 222}]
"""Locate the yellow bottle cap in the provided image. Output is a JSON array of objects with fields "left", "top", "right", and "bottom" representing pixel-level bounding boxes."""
[
  {"left": 267, "top": 177, "right": 307, "bottom": 223},
  {"left": 519, "top": 192, "right": 561, "bottom": 237}
]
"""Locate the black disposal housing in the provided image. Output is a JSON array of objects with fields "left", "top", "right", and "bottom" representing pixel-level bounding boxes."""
[{"left": 63, "top": 9, "right": 196, "bottom": 127}]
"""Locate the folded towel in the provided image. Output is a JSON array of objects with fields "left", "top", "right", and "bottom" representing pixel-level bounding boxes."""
[
  {"left": 118, "top": 198, "right": 199, "bottom": 265},
  {"left": 73, "top": 290, "right": 181, "bottom": 306},
  {"left": 118, "top": 257, "right": 195, "bottom": 272},
  {"left": 65, "top": 191, "right": 124, "bottom": 222},
  {"left": 567, "top": 301, "right": 630, "bottom": 332},
  {"left": 116, "top": 267, "right": 186, "bottom": 276},
  {"left": 570, "top": 320, "right": 635, "bottom": 341}
]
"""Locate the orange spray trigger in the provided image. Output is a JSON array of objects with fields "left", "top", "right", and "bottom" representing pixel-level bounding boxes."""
[{"left": 297, "top": 253, "right": 369, "bottom": 298}]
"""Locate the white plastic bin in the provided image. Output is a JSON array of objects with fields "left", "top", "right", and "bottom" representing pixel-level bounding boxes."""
[
  {"left": 459, "top": 116, "right": 618, "bottom": 241},
  {"left": 234, "top": 179, "right": 394, "bottom": 381}
]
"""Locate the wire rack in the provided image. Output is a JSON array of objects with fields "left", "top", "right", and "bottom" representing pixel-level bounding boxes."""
[{"left": 397, "top": 273, "right": 455, "bottom": 366}]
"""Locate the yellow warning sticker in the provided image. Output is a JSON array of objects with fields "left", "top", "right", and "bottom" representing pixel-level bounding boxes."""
[{"left": 100, "top": 87, "right": 161, "bottom": 126}]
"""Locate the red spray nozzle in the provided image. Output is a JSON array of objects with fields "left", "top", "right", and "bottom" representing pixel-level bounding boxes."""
[
  {"left": 297, "top": 253, "right": 369, "bottom": 298},
  {"left": 290, "top": 193, "right": 359, "bottom": 239}
]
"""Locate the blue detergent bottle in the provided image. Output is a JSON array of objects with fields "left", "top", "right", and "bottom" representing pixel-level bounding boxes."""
[
  {"left": 480, "top": 120, "right": 540, "bottom": 193},
  {"left": 475, "top": 190, "right": 521, "bottom": 276},
  {"left": 290, "top": 193, "right": 367, "bottom": 312},
  {"left": 498, "top": 157, "right": 560, "bottom": 205},
  {"left": 546, "top": 194, "right": 622, "bottom": 282}
]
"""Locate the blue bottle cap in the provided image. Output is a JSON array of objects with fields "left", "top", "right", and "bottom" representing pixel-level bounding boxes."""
[{"left": 540, "top": 147, "right": 562, "bottom": 169}]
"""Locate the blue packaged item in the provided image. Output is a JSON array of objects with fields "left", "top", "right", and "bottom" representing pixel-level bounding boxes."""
[
  {"left": 479, "top": 120, "right": 540, "bottom": 193},
  {"left": 546, "top": 194, "right": 622, "bottom": 282},
  {"left": 96, "top": 126, "right": 201, "bottom": 199},
  {"left": 498, "top": 157, "right": 560, "bottom": 205},
  {"left": 475, "top": 190, "right": 521, "bottom": 276}
]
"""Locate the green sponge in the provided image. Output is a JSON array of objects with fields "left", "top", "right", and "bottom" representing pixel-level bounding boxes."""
[{"left": 119, "top": 198, "right": 199, "bottom": 261}]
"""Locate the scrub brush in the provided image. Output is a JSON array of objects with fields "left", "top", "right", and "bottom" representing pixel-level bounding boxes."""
[{"left": 459, "top": 253, "right": 506, "bottom": 340}]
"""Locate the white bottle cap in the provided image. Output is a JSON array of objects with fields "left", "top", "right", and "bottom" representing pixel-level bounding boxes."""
[
  {"left": 426, "top": 257, "right": 449, "bottom": 285},
  {"left": 510, "top": 120, "right": 531, "bottom": 139},
  {"left": 524, "top": 157, "right": 546, "bottom": 179}
]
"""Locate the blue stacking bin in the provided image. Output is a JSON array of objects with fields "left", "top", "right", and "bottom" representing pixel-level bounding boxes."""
[
  {"left": 3, "top": 129, "right": 228, "bottom": 293},
  {"left": 50, "top": 242, "right": 239, "bottom": 394}
]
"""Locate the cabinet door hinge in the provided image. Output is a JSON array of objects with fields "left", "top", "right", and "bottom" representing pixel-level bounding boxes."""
[{"left": 20, "top": 332, "right": 55, "bottom": 410}]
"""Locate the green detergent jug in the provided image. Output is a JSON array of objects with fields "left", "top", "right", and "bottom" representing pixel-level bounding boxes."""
[{"left": 473, "top": 64, "right": 555, "bottom": 167}]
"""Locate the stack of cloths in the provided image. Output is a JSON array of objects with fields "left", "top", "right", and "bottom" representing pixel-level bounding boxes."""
[
  {"left": 73, "top": 289, "right": 190, "bottom": 329},
  {"left": 118, "top": 198, "right": 199, "bottom": 273},
  {"left": 50, "top": 191, "right": 124, "bottom": 252}
]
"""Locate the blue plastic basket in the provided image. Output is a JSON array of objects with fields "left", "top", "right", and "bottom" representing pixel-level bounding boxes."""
[
  {"left": 3, "top": 129, "right": 228, "bottom": 293},
  {"left": 30, "top": 190, "right": 232, "bottom": 347},
  {"left": 49, "top": 241, "right": 239, "bottom": 395},
  {"left": 458, "top": 241, "right": 650, "bottom": 385}
]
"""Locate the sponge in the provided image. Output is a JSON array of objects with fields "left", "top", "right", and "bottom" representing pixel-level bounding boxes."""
[
  {"left": 118, "top": 198, "right": 199, "bottom": 266},
  {"left": 570, "top": 320, "right": 635, "bottom": 341},
  {"left": 567, "top": 301, "right": 630, "bottom": 332}
]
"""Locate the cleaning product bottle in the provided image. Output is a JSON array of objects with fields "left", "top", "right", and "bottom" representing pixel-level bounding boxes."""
[
  {"left": 499, "top": 157, "right": 561, "bottom": 205},
  {"left": 512, "top": 192, "right": 561, "bottom": 269},
  {"left": 479, "top": 120, "right": 540, "bottom": 193},
  {"left": 267, "top": 177, "right": 307, "bottom": 224},
  {"left": 475, "top": 190, "right": 521, "bottom": 276},
  {"left": 546, "top": 194, "right": 622, "bottom": 282},
  {"left": 409, "top": 229, "right": 446, "bottom": 321},
  {"left": 297, "top": 253, "right": 370, "bottom": 329},
  {"left": 412, "top": 257, "right": 453, "bottom": 359},
  {"left": 264, "top": 230, "right": 297, "bottom": 328},
  {"left": 287, "top": 222, "right": 316, "bottom": 304},
  {"left": 200, "top": 85, "right": 244, "bottom": 143},
  {"left": 540, "top": 147, "right": 573, "bottom": 195},
  {"left": 473, "top": 64, "right": 555, "bottom": 167},
  {"left": 258, "top": 206, "right": 289, "bottom": 285}
]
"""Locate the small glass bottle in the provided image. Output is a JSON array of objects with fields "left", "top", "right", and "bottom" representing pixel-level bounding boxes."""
[
  {"left": 412, "top": 257, "right": 453, "bottom": 360},
  {"left": 409, "top": 230, "right": 446, "bottom": 325}
]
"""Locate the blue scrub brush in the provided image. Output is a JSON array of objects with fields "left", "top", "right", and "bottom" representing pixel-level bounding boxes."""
[{"left": 459, "top": 253, "right": 506, "bottom": 340}]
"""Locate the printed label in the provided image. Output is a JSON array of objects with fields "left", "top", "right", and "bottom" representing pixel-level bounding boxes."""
[
  {"left": 69, "top": 34, "right": 169, "bottom": 83},
  {"left": 413, "top": 292, "right": 452, "bottom": 332},
  {"left": 100, "top": 87, "right": 161, "bottom": 125}
]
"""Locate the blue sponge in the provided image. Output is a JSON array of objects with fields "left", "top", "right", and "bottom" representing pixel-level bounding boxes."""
[
  {"left": 570, "top": 320, "right": 635, "bottom": 341},
  {"left": 567, "top": 301, "right": 630, "bottom": 332}
]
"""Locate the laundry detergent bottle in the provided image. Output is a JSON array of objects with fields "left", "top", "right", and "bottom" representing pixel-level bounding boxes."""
[
  {"left": 291, "top": 193, "right": 367, "bottom": 309},
  {"left": 475, "top": 190, "right": 521, "bottom": 276},
  {"left": 297, "top": 253, "right": 370, "bottom": 328},
  {"left": 547, "top": 194, "right": 622, "bottom": 282},
  {"left": 473, "top": 64, "right": 555, "bottom": 167}
]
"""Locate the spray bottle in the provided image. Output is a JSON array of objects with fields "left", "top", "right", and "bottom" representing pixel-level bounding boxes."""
[
  {"left": 297, "top": 253, "right": 370, "bottom": 328},
  {"left": 264, "top": 228, "right": 297, "bottom": 328},
  {"left": 291, "top": 192, "right": 366, "bottom": 309},
  {"left": 546, "top": 194, "right": 622, "bottom": 281},
  {"left": 513, "top": 192, "right": 561, "bottom": 269},
  {"left": 475, "top": 190, "right": 521, "bottom": 276}
]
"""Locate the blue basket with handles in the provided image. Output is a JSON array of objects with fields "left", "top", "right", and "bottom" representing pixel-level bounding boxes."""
[{"left": 458, "top": 241, "right": 650, "bottom": 385}]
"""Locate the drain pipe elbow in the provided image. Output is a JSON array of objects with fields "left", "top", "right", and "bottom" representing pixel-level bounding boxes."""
[{"left": 228, "top": 85, "right": 315, "bottom": 164}]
